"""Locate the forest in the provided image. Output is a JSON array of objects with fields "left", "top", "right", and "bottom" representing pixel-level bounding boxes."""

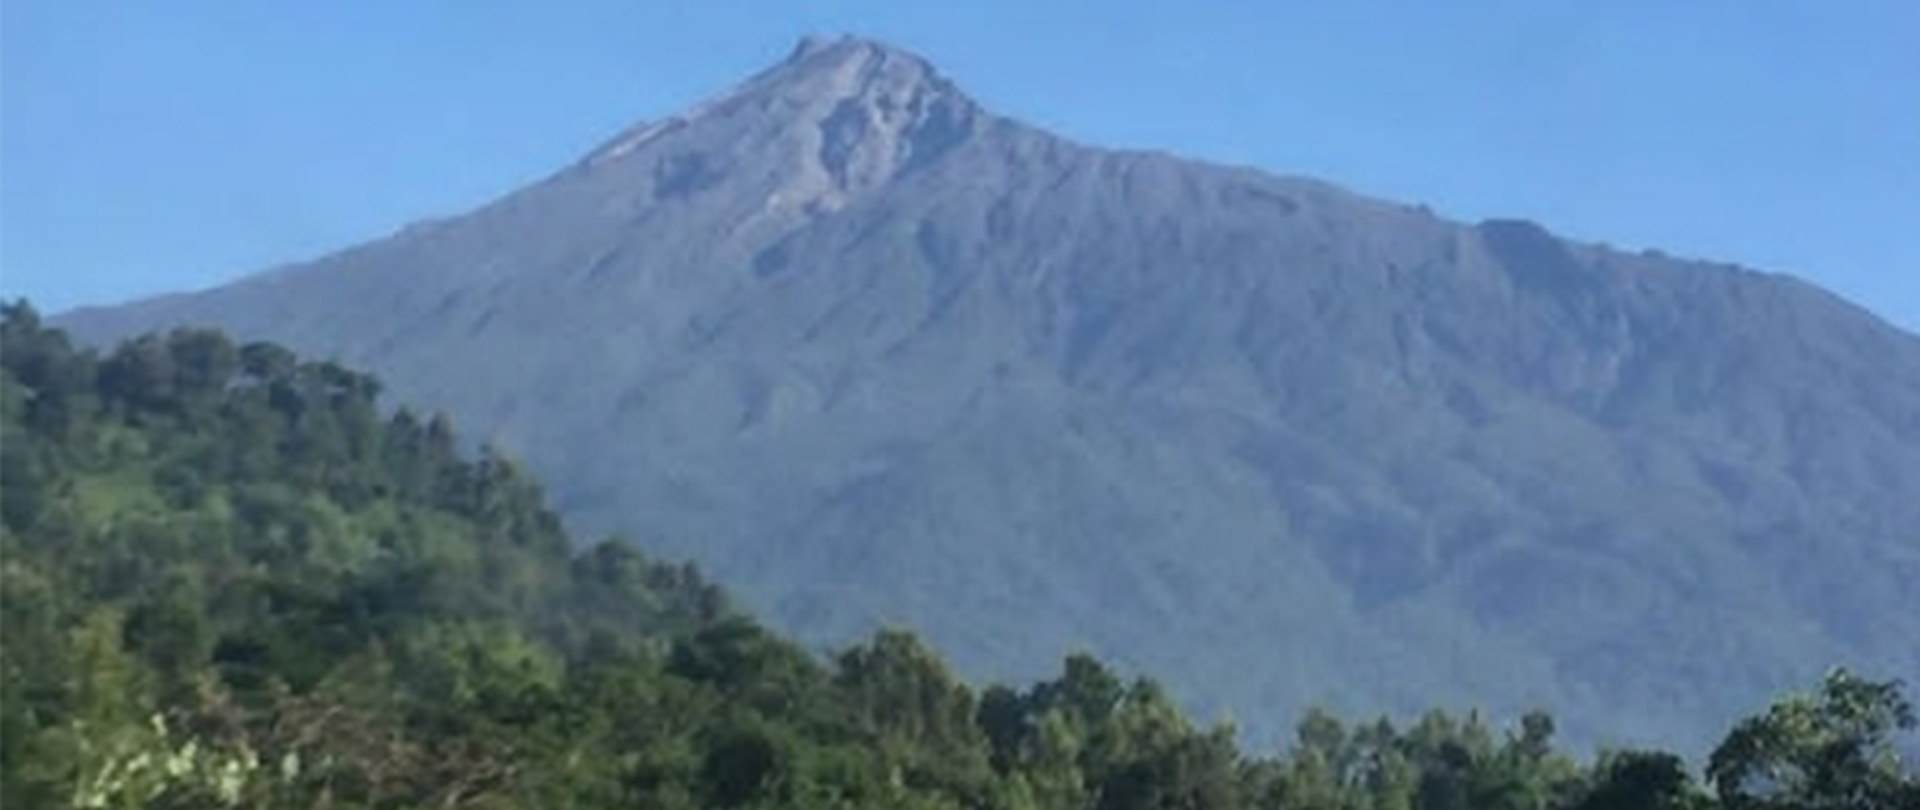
[{"left": 2, "top": 299, "right": 1915, "bottom": 809}]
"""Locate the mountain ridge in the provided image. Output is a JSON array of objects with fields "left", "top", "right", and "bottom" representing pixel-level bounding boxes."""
[
  {"left": 50, "top": 35, "right": 1920, "bottom": 753},
  {"left": 65, "top": 37, "right": 1912, "bottom": 338}
]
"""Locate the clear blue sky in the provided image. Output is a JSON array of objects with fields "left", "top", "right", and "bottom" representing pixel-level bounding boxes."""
[{"left": 4, "top": 1, "right": 1916, "bottom": 331}]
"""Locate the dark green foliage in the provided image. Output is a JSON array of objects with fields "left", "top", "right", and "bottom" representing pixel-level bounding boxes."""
[
  {"left": 1577, "top": 751, "right": 1704, "bottom": 810},
  {"left": 3, "top": 303, "right": 1915, "bottom": 808},
  {"left": 1706, "top": 669, "right": 1918, "bottom": 810}
]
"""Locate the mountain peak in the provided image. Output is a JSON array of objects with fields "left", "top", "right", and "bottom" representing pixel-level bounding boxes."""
[
  {"left": 586, "top": 35, "right": 982, "bottom": 212},
  {"left": 788, "top": 33, "right": 844, "bottom": 60},
  {"left": 784, "top": 34, "right": 888, "bottom": 64},
  {"left": 761, "top": 34, "right": 975, "bottom": 121},
  {"left": 780, "top": 34, "right": 937, "bottom": 76}
]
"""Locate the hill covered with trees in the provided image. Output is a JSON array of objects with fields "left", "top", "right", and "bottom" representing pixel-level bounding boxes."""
[{"left": 3, "top": 302, "right": 1915, "bottom": 809}]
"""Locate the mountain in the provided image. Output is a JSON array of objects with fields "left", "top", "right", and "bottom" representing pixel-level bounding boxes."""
[{"left": 52, "top": 35, "right": 1920, "bottom": 751}]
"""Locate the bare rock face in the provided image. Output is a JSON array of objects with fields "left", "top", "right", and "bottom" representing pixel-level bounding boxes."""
[
  {"left": 56, "top": 36, "right": 1920, "bottom": 753},
  {"left": 770, "top": 36, "right": 978, "bottom": 204},
  {"left": 587, "top": 36, "right": 978, "bottom": 227}
]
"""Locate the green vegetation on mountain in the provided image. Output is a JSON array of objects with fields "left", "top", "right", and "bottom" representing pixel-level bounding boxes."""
[{"left": 4, "top": 303, "right": 1915, "bottom": 809}]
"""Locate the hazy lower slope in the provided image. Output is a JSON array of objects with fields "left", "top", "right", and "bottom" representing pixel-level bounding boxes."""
[{"left": 55, "top": 36, "right": 1920, "bottom": 751}]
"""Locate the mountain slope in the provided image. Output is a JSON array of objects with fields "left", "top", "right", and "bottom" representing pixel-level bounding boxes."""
[{"left": 54, "top": 36, "right": 1920, "bottom": 751}]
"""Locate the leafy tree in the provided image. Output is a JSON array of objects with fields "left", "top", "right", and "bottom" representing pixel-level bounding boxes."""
[
  {"left": 1707, "top": 668, "right": 1918, "bottom": 810},
  {"left": 1577, "top": 750, "right": 1705, "bottom": 810}
]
